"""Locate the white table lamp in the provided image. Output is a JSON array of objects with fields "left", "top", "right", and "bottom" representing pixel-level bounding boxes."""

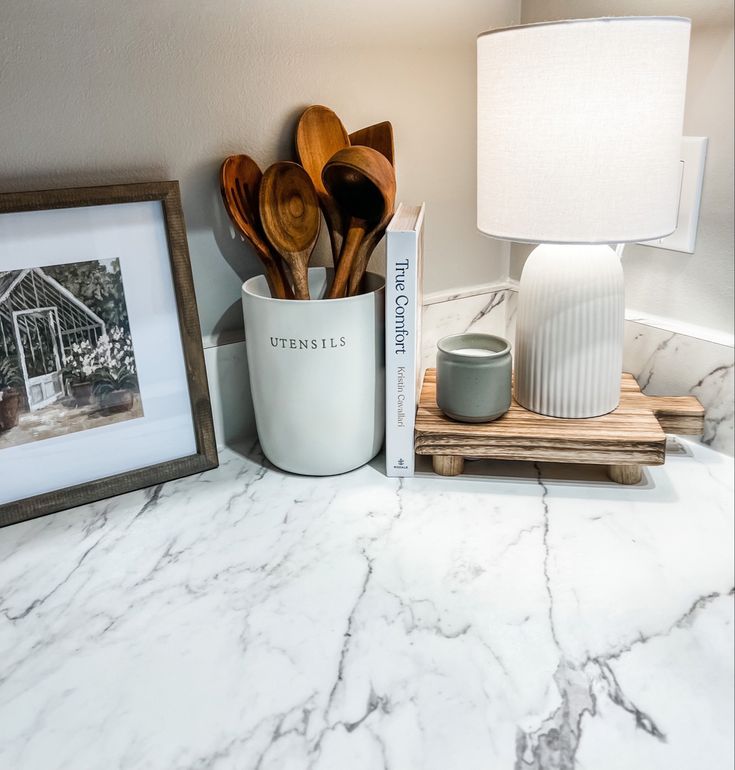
[{"left": 477, "top": 17, "right": 691, "bottom": 417}]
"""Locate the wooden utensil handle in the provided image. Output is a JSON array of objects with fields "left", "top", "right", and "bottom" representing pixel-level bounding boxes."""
[
  {"left": 346, "top": 228, "right": 385, "bottom": 297},
  {"left": 320, "top": 198, "right": 344, "bottom": 268},
  {"left": 327, "top": 219, "right": 367, "bottom": 299},
  {"left": 254, "top": 243, "right": 294, "bottom": 299},
  {"left": 290, "top": 262, "right": 311, "bottom": 300},
  {"left": 269, "top": 258, "right": 295, "bottom": 300}
]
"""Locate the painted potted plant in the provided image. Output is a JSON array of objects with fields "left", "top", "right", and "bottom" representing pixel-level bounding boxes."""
[
  {"left": 93, "top": 365, "right": 138, "bottom": 413},
  {"left": 0, "top": 358, "right": 23, "bottom": 431},
  {"left": 92, "top": 327, "right": 138, "bottom": 413},
  {"left": 63, "top": 339, "right": 96, "bottom": 406}
]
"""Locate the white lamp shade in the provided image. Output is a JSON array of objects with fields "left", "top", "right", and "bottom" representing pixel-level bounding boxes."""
[{"left": 477, "top": 17, "right": 691, "bottom": 243}]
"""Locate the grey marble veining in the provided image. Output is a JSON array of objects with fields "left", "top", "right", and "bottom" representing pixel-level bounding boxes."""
[
  {"left": 435, "top": 287, "right": 734, "bottom": 457},
  {"left": 0, "top": 441, "right": 732, "bottom": 770},
  {"left": 421, "top": 289, "right": 511, "bottom": 376},
  {"left": 623, "top": 320, "right": 734, "bottom": 456}
]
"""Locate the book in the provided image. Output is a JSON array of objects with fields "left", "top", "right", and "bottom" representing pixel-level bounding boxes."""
[{"left": 385, "top": 202, "right": 425, "bottom": 477}]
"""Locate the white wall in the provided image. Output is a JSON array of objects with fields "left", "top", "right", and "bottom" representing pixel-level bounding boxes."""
[
  {"left": 0, "top": 0, "right": 519, "bottom": 345},
  {"left": 513, "top": 0, "right": 734, "bottom": 338}
]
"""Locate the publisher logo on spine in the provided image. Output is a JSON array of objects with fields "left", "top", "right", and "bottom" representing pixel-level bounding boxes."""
[{"left": 269, "top": 336, "right": 347, "bottom": 350}]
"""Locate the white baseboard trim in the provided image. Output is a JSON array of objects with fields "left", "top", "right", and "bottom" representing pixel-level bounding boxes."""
[
  {"left": 201, "top": 282, "right": 733, "bottom": 351},
  {"left": 624, "top": 308, "right": 734, "bottom": 348},
  {"left": 201, "top": 330, "right": 246, "bottom": 350},
  {"left": 479, "top": 282, "right": 733, "bottom": 349}
]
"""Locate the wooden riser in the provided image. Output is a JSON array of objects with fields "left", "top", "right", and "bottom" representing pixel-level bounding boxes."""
[{"left": 414, "top": 371, "right": 704, "bottom": 485}]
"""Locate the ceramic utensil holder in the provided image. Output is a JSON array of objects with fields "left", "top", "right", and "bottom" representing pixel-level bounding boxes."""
[{"left": 242, "top": 267, "right": 385, "bottom": 475}]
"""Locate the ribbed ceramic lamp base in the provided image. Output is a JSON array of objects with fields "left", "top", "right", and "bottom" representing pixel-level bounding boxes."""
[{"left": 514, "top": 244, "right": 624, "bottom": 418}]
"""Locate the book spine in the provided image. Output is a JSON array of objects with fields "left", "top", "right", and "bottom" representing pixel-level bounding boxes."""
[{"left": 385, "top": 229, "right": 417, "bottom": 477}]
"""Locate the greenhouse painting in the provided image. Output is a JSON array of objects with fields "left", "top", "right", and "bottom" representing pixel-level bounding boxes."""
[{"left": 0, "top": 258, "right": 143, "bottom": 449}]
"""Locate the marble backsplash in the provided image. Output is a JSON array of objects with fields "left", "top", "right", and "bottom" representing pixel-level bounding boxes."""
[
  {"left": 205, "top": 285, "right": 734, "bottom": 457},
  {"left": 622, "top": 321, "right": 733, "bottom": 455},
  {"left": 421, "top": 287, "right": 734, "bottom": 456},
  {"left": 420, "top": 288, "right": 509, "bottom": 376}
]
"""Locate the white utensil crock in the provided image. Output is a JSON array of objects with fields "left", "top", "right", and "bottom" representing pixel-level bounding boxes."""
[{"left": 242, "top": 267, "right": 385, "bottom": 475}]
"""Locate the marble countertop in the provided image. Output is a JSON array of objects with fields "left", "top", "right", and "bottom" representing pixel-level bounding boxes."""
[{"left": 1, "top": 440, "right": 733, "bottom": 770}]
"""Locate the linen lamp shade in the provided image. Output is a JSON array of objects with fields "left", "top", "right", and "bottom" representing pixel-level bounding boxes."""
[
  {"left": 476, "top": 17, "right": 691, "bottom": 419},
  {"left": 477, "top": 17, "right": 691, "bottom": 244}
]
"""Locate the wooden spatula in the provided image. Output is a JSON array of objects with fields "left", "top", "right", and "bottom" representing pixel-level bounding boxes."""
[{"left": 349, "top": 121, "right": 395, "bottom": 166}]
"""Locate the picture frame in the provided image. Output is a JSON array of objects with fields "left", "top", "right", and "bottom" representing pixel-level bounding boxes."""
[{"left": 0, "top": 181, "right": 218, "bottom": 527}]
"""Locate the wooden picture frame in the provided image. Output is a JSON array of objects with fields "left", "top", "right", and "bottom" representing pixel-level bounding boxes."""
[{"left": 0, "top": 181, "right": 218, "bottom": 527}]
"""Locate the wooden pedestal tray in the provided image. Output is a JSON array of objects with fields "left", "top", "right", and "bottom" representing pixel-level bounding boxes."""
[{"left": 414, "top": 370, "right": 705, "bottom": 484}]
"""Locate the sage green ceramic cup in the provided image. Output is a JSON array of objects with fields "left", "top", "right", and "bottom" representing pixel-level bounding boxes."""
[{"left": 436, "top": 333, "right": 512, "bottom": 423}]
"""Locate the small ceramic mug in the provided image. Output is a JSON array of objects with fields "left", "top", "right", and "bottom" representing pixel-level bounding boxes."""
[{"left": 436, "top": 333, "right": 512, "bottom": 423}]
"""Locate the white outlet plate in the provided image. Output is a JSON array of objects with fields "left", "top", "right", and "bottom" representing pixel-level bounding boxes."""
[{"left": 639, "top": 136, "right": 708, "bottom": 254}]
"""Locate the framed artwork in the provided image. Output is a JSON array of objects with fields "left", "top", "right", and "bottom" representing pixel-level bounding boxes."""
[{"left": 0, "top": 181, "right": 217, "bottom": 527}]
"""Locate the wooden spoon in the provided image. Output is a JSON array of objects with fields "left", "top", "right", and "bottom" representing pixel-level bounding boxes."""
[
  {"left": 259, "top": 162, "right": 321, "bottom": 301},
  {"left": 349, "top": 121, "right": 395, "bottom": 166},
  {"left": 220, "top": 155, "right": 293, "bottom": 299},
  {"left": 322, "top": 146, "right": 396, "bottom": 299},
  {"left": 295, "top": 105, "right": 350, "bottom": 266}
]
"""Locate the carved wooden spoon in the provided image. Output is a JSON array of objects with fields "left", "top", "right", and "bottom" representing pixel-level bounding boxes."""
[
  {"left": 322, "top": 146, "right": 396, "bottom": 299},
  {"left": 220, "top": 155, "right": 293, "bottom": 299},
  {"left": 349, "top": 121, "right": 395, "bottom": 166},
  {"left": 259, "top": 162, "right": 321, "bottom": 301},
  {"left": 295, "top": 105, "right": 350, "bottom": 267}
]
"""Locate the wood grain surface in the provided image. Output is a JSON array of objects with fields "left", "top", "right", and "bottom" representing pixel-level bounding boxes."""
[
  {"left": 295, "top": 105, "right": 350, "bottom": 267},
  {"left": 415, "top": 370, "right": 704, "bottom": 468},
  {"left": 259, "top": 162, "right": 320, "bottom": 301},
  {"left": 220, "top": 155, "right": 293, "bottom": 300},
  {"left": 321, "top": 146, "right": 396, "bottom": 298},
  {"left": 349, "top": 121, "right": 395, "bottom": 166}
]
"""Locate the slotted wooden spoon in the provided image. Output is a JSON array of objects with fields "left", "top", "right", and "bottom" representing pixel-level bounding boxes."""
[
  {"left": 322, "top": 146, "right": 396, "bottom": 299},
  {"left": 220, "top": 155, "right": 293, "bottom": 299},
  {"left": 295, "top": 105, "right": 350, "bottom": 267},
  {"left": 259, "top": 162, "right": 321, "bottom": 301}
]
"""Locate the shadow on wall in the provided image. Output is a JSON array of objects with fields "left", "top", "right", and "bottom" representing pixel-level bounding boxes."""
[
  {"left": 0, "top": 165, "right": 169, "bottom": 196},
  {"left": 206, "top": 339, "right": 256, "bottom": 450}
]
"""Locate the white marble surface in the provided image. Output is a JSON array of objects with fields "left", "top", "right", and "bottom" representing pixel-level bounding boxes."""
[{"left": 1, "top": 440, "right": 732, "bottom": 770}]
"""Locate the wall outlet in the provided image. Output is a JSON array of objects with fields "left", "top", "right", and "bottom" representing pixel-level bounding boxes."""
[{"left": 639, "top": 136, "right": 708, "bottom": 254}]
